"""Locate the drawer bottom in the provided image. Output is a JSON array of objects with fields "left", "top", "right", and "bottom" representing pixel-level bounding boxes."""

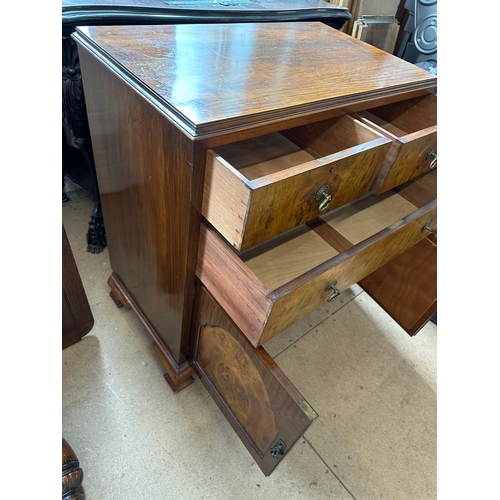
[{"left": 190, "top": 281, "right": 317, "bottom": 476}]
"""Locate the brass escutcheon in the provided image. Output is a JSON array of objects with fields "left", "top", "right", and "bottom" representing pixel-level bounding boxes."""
[
  {"left": 427, "top": 149, "right": 437, "bottom": 169},
  {"left": 316, "top": 185, "right": 332, "bottom": 212},
  {"left": 325, "top": 279, "right": 340, "bottom": 302},
  {"left": 422, "top": 223, "right": 437, "bottom": 237},
  {"left": 270, "top": 439, "right": 286, "bottom": 459}
]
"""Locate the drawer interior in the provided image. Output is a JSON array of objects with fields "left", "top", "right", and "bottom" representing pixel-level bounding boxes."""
[
  {"left": 237, "top": 188, "right": 427, "bottom": 291},
  {"left": 360, "top": 94, "right": 437, "bottom": 137},
  {"left": 238, "top": 225, "right": 340, "bottom": 291},
  {"left": 212, "top": 114, "right": 385, "bottom": 180}
]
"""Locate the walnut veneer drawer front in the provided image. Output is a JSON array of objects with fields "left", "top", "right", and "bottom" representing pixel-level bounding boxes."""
[
  {"left": 197, "top": 173, "right": 437, "bottom": 347},
  {"left": 202, "top": 115, "right": 392, "bottom": 251},
  {"left": 355, "top": 93, "right": 437, "bottom": 194}
]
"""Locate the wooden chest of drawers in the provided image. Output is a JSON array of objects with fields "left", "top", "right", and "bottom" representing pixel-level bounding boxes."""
[{"left": 74, "top": 22, "right": 437, "bottom": 475}]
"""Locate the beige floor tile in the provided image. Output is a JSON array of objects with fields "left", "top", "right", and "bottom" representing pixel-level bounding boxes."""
[{"left": 274, "top": 295, "right": 437, "bottom": 500}]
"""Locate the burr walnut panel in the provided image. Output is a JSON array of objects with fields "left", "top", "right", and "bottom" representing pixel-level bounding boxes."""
[{"left": 191, "top": 281, "right": 317, "bottom": 476}]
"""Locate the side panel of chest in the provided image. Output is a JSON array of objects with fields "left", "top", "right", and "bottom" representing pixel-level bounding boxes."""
[{"left": 78, "top": 44, "right": 206, "bottom": 365}]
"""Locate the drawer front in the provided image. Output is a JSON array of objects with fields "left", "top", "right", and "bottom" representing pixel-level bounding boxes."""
[
  {"left": 355, "top": 93, "right": 437, "bottom": 194},
  {"left": 197, "top": 199, "right": 437, "bottom": 347},
  {"left": 191, "top": 282, "right": 317, "bottom": 476},
  {"left": 203, "top": 115, "right": 392, "bottom": 251},
  {"left": 262, "top": 201, "right": 437, "bottom": 344},
  {"left": 371, "top": 129, "right": 437, "bottom": 194}
]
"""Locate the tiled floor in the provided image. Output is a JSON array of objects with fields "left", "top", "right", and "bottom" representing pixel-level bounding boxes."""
[{"left": 62, "top": 186, "right": 436, "bottom": 500}]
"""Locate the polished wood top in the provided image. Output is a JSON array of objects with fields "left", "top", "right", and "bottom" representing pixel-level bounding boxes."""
[{"left": 74, "top": 22, "right": 437, "bottom": 137}]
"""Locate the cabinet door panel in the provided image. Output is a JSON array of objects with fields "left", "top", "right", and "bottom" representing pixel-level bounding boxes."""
[
  {"left": 192, "top": 283, "right": 317, "bottom": 476},
  {"left": 359, "top": 236, "right": 437, "bottom": 336}
]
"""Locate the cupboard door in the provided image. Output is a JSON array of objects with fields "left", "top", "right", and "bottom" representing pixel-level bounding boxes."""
[
  {"left": 359, "top": 235, "right": 437, "bottom": 336},
  {"left": 191, "top": 282, "right": 317, "bottom": 476}
]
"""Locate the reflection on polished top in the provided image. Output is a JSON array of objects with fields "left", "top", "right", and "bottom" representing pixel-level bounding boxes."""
[{"left": 74, "top": 22, "right": 437, "bottom": 136}]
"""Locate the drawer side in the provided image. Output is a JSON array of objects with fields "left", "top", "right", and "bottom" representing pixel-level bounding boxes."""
[
  {"left": 370, "top": 128, "right": 437, "bottom": 194},
  {"left": 202, "top": 150, "right": 252, "bottom": 249},
  {"left": 197, "top": 222, "right": 274, "bottom": 347}
]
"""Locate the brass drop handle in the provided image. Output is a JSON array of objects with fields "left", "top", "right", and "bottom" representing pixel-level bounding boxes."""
[
  {"left": 325, "top": 279, "right": 340, "bottom": 302},
  {"left": 427, "top": 149, "right": 437, "bottom": 169},
  {"left": 422, "top": 223, "right": 437, "bottom": 237},
  {"left": 316, "top": 185, "right": 332, "bottom": 212}
]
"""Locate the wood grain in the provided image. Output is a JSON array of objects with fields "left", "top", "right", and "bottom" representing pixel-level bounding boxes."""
[
  {"left": 192, "top": 282, "right": 317, "bottom": 476},
  {"left": 241, "top": 225, "right": 339, "bottom": 290},
  {"left": 62, "top": 438, "right": 84, "bottom": 500},
  {"left": 356, "top": 94, "right": 437, "bottom": 193},
  {"left": 198, "top": 325, "right": 280, "bottom": 454},
  {"left": 262, "top": 200, "right": 437, "bottom": 344},
  {"left": 363, "top": 94, "right": 437, "bottom": 133},
  {"left": 62, "top": 225, "right": 94, "bottom": 349},
  {"left": 321, "top": 191, "right": 418, "bottom": 244},
  {"left": 213, "top": 132, "right": 314, "bottom": 180},
  {"left": 395, "top": 168, "right": 437, "bottom": 207},
  {"left": 198, "top": 192, "right": 436, "bottom": 347},
  {"left": 77, "top": 44, "right": 206, "bottom": 364},
  {"left": 202, "top": 150, "right": 252, "bottom": 250},
  {"left": 359, "top": 236, "right": 437, "bottom": 336},
  {"left": 196, "top": 222, "right": 274, "bottom": 347},
  {"left": 203, "top": 115, "right": 392, "bottom": 250}
]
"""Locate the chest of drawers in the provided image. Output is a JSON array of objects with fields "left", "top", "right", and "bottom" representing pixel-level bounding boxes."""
[{"left": 74, "top": 22, "right": 437, "bottom": 475}]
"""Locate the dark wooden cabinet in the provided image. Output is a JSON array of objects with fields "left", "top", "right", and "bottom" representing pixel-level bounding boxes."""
[
  {"left": 63, "top": 225, "right": 94, "bottom": 349},
  {"left": 74, "top": 22, "right": 437, "bottom": 474}
]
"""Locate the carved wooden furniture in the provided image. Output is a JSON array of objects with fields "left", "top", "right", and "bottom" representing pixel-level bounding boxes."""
[
  {"left": 73, "top": 22, "right": 437, "bottom": 475},
  {"left": 62, "top": 0, "right": 351, "bottom": 254},
  {"left": 62, "top": 438, "right": 85, "bottom": 499},
  {"left": 63, "top": 225, "right": 94, "bottom": 349}
]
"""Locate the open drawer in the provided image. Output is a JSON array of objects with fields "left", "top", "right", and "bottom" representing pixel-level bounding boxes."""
[
  {"left": 354, "top": 93, "right": 437, "bottom": 194},
  {"left": 190, "top": 281, "right": 317, "bottom": 476},
  {"left": 202, "top": 114, "right": 392, "bottom": 251},
  {"left": 197, "top": 171, "right": 437, "bottom": 347}
]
